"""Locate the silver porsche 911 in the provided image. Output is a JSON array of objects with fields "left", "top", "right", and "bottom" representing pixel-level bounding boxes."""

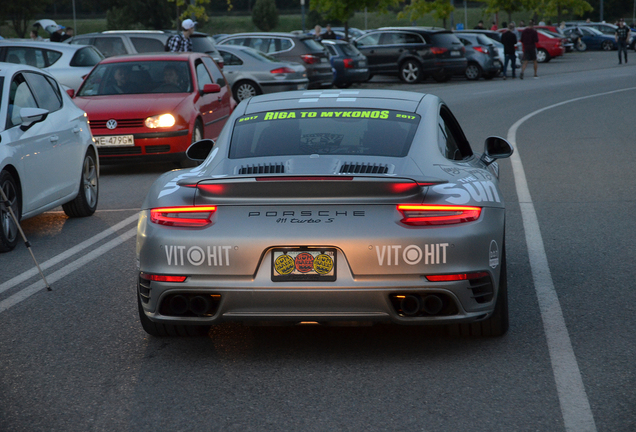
[{"left": 136, "top": 89, "right": 514, "bottom": 337}]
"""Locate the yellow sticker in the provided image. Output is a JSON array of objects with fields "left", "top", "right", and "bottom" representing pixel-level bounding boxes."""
[
  {"left": 274, "top": 254, "right": 295, "bottom": 275},
  {"left": 313, "top": 253, "right": 334, "bottom": 274}
]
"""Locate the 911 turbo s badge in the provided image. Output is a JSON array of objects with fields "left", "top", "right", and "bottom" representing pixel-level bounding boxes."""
[
  {"left": 376, "top": 244, "right": 449, "bottom": 266},
  {"left": 164, "top": 245, "right": 231, "bottom": 266}
]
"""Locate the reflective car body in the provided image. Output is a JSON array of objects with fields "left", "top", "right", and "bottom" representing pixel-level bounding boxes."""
[
  {"left": 563, "top": 26, "right": 617, "bottom": 51},
  {"left": 66, "top": 30, "right": 225, "bottom": 69},
  {"left": 454, "top": 33, "right": 501, "bottom": 80},
  {"left": 72, "top": 53, "right": 236, "bottom": 164},
  {"left": 0, "top": 63, "right": 99, "bottom": 252},
  {"left": 136, "top": 89, "right": 513, "bottom": 337},
  {"left": 353, "top": 27, "right": 467, "bottom": 83},
  {"left": 321, "top": 39, "right": 369, "bottom": 88},
  {"left": 216, "top": 45, "right": 308, "bottom": 102},
  {"left": 0, "top": 40, "right": 104, "bottom": 90},
  {"left": 217, "top": 32, "right": 334, "bottom": 88}
]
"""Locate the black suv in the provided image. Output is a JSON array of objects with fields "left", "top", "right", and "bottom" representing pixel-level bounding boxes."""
[{"left": 353, "top": 27, "right": 467, "bottom": 83}]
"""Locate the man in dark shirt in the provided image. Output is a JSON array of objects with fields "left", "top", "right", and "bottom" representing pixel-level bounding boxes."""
[
  {"left": 501, "top": 23, "right": 518, "bottom": 79},
  {"left": 519, "top": 19, "right": 539, "bottom": 79},
  {"left": 615, "top": 19, "right": 631, "bottom": 64},
  {"left": 322, "top": 24, "right": 337, "bottom": 40}
]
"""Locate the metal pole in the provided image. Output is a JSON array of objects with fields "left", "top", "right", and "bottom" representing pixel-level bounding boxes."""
[
  {"left": 600, "top": 0, "right": 603, "bottom": 22},
  {"left": 0, "top": 186, "right": 51, "bottom": 291},
  {"left": 72, "top": 0, "right": 77, "bottom": 35},
  {"left": 464, "top": 0, "right": 467, "bottom": 28},
  {"left": 301, "top": 0, "right": 305, "bottom": 33}
]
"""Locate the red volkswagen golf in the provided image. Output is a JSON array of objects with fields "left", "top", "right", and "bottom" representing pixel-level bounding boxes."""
[{"left": 73, "top": 52, "right": 236, "bottom": 165}]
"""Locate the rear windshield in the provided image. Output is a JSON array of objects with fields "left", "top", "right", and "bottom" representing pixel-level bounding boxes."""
[
  {"left": 70, "top": 46, "right": 104, "bottom": 67},
  {"left": 192, "top": 36, "right": 220, "bottom": 56},
  {"left": 430, "top": 32, "right": 462, "bottom": 47},
  {"left": 340, "top": 43, "right": 362, "bottom": 56},
  {"left": 77, "top": 60, "right": 192, "bottom": 96},
  {"left": 229, "top": 109, "right": 420, "bottom": 159},
  {"left": 301, "top": 38, "right": 327, "bottom": 53}
]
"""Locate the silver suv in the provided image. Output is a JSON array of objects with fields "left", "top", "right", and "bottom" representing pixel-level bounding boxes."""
[{"left": 65, "top": 30, "right": 224, "bottom": 68}]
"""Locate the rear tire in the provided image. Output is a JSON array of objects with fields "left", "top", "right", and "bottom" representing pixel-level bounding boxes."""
[
  {"left": 601, "top": 40, "right": 613, "bottom": 51},
  {"left": 448, "top": 244, "right": 509, "bottom": 337},
  {"left": 465, "top": 63, "right": 482, "bottom": 80},
  {"left": 0, "top": 170, "right": 20, "bottom": 252},
  {"left": 62, "top": 149, "right": 98, "bottom": 218},
  {"left": 399, "top": 59, "right": 423, "bottom": 83},
  {"left": 137, "top": 293, "right": 210, "bottom": 337},
  {"left": 232, "top": 80, "right": 260, "bottom": 102},
  {"left": 536, "top": 48, "right": 550, "bottom": 63}
]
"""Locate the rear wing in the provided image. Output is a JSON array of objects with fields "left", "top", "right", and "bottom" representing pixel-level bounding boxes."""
[{"left": 177, "top": 175, "right": 448, "bottom": 205}]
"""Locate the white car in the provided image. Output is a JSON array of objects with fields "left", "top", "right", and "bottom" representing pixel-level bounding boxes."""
[
  {"left": 0, "top": 40, "right": 103, "bottom": 90},
  {"left": 0, "top": 63, "right": 99, "bottom": 252}
]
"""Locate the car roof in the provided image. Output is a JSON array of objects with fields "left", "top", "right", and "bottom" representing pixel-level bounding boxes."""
[
  {"left": 241, "top": 89, "right": 427, "bottom": 115},
  {"left": 376, "top": 26, "right": 448, "bottom": 33},
  {"left": 220, "top": 32, "right": 306, "bottom": 39},
  {"left": 0, "top": 40, "right": 87, "bottom": 53},
  {"left": 98, "top": 52, "right": 204, "bottom": 63},
  {"left": 0, "top": 62, "right": 53, "bottom": 77}
]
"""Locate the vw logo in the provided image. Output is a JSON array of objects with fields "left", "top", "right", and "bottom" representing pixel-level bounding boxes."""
[{"left": 106, "top": 119, "right": 117, "bottom": 130}]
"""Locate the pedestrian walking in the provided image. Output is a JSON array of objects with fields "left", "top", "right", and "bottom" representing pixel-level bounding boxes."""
[
  {"left": 615, "top": 19, "right": 630, "bottom": 64},
  {"left": 167, "top": 19, "right": 196, "bottom": 52},
  {"left": 501, "top": 23, "right": 518, "bottom": 79},
  {"left": 519, "top": 19, "right": 539, "bottom": 79}
]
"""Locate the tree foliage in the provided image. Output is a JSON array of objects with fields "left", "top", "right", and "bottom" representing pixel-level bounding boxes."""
[
  {"left": 252, "top": 0, "right": 279, "bottom": 31},
  {"left": 399, "top": 0, "right": 454, "bottom": 25},
  {"left": 478, "top": 0, "right": 592, "bottom": 22},
  {"left": 107, "top": 0, "right": 174, "bottom": 30},
  {"left": 310, "top": 0, "right": 403, "bottom": 39},
  {"left": 0, "top": 0, "right": 50, "bottom": 38},
  {"left": 167, "top": 0, "right": 214, "bottom": 28}
]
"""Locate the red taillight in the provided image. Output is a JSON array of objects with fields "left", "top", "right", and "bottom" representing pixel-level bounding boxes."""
[
  {"left": 140, "top": 273, "right": 187, "bottom": 282},
  {"left": 343, "top": 58, "right": 354, "bottom": 68},
  {"left": 150, "top": 206, "right": 217, "bottom": 228},
  {"left": 397, "top": 204, "right": 481, "bottom": 226},
  {"left": 270, "top": 67, "right": 295, "bottom": 74},
  {"left": 426, "top": 272, "right": 489, "bottom": 282},
  {"left": 473, "top": 46, "right": 489, "bottom": 54},
  {"left": 301, "top": 54, "right": 319, "bottom": 64},
  {"left": 430, "top": 47, "right": 448, "bottom": 55}
]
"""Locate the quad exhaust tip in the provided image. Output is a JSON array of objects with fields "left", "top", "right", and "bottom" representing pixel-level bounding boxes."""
[{"left": 395, "top": 293, "right": 448, "bottom": 317}]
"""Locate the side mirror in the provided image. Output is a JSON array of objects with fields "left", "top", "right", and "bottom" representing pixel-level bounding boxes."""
[
  {"left": 202, "top": 83, "right": 221, "bottom": 94},
  {"left": 186, "top": 139, "right": 215, "bottom": 161},
  {"left": 66, "top": 88, "right": 75, "bottom": 98},
  {"left": 20, "top": 107, "right": 49, "bottom": 131},
  {"left": 480, "top": 136, "right": 513, "bottom": 166}
]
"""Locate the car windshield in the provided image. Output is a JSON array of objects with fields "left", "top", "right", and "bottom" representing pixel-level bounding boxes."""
[
  {"left": 339, "top": 43, "right": 362, "bottom": 56},
  {"left": 77, "top": 60, "right": 192, "bottom": 96},
  {"left": 301, "top": 38, "right": 327, "bottom": 53},
  {"left": 70, "top": 46, "right": 104, "bottom": 67},
  {"left": 229, "top": 109, "right": 419, "bottom": 159}
]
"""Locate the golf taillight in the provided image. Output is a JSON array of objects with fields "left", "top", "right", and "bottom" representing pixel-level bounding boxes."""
[
  {"left": 343, "top": 58, "right": 354, "bottom": 68},
  {"left": 397, "top": 204, "right": 481, "bottom": 226},
  {"left": 430, "top": 47, "right": 448, "bottom": 55},
  {"left": 473, "top": 46, "right": 489, "bottom": 54},
  {"left": 140, "top": 273, "right": 187, "bottom": 282},
  {"left": 150, "top": 206, "right": 217, "bottom": 227},
  {"left": 425, "top": 272, "right": 489, "bottom": 282},
  {"left": 301, "top": 54, "right": 319, "bottom": 64}
]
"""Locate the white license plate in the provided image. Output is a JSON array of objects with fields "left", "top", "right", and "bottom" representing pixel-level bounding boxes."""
[
  {"left": 450, "top": 51, "right": 461, "bottom": 57},
  {"left": 297, "top": 83, "right": 307, "bottom": 89},
  {"left": 96, "top": 135, "right": 134, "bottom": 147}
]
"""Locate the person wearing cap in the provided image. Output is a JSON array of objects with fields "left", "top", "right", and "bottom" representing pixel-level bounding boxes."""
[
  {"left": 168, "top": 19, "right": 196, "bottom": 52},
  {"left": 615, "top": 19, "right": 630, "bottom": 64}
]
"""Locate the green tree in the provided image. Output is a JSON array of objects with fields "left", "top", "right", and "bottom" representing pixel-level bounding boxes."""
[
  {"left": 252, "top": 0, "right": 279, "bottom": 31},
  {"left": 167, "top": 0, "right": 213, "bottom": 29},
  {"left": 529, "top": 0, "right": 593, "bottom": 22},
  {"left": 399, "top": 0, "right": 454, "bottom": 28},
  {"left": 0, "top": 0, "right": 51, "bottom": 38},
  {"left": 478, "top": 0, "right": 524, "bottom": 23},
  {"left": 310, "top": 0, "right": 403, "bottom": 40}
]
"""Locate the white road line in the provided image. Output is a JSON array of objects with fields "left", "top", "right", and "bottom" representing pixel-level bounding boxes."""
[
  {"left": 0, "top": 227, "right": 137, "bottom": 313},
  {"left": 507, "top": 88, "right": 636, "bottom": 432},
  {"left": 0, "top": 213, "right": 139, "bottom": 295}
]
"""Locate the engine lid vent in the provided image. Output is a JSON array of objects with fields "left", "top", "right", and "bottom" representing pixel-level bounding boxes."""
[
  {"left": 238, "top": 163, "right": 285, "bottom": 175},
  {"left": 339, "top": 163, "right": 389, "bottom": 174}
]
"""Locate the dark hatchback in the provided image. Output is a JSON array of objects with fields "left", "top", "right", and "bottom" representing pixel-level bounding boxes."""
[
  {"left": 218, "top": 32, "right": 333, "bottom": 88},
  {"left": 353, "top": 27, "right": 467, "bottom": 83},
  {"left": 321, "top": 39, "right": 369, "bottom": 88}
]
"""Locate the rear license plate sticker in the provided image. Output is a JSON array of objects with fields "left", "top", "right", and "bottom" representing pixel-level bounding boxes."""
[
  {"left": 450, "top": 51, "right": 460, "bottom": 57},
  {"left": 272, "top": 249, "right": 336, "bottom": 282}
]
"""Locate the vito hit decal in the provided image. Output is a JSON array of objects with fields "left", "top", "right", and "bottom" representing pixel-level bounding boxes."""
[
  {"left": 376, "top": 243, "right": 449, "bottom": 266},
  {"left": 165, "top": 245, "right": 232, "bottom": 267}
]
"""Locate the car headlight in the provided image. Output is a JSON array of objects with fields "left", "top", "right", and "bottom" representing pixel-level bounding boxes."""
[{"left": 145, "top": 114, "right": 175, "bottom": 128}]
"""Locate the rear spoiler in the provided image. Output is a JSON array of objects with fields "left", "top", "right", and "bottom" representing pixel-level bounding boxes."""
[{"left": 178, "top": 175, "right": 448, "bottom": 204}]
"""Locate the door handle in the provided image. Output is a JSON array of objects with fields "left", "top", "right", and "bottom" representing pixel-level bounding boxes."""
[
  {"left": 50, "top": 135, "right": 59, "bottom": 143},
  {"left": 72, "top": 127, "right": 81, "bottom": 133}
]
